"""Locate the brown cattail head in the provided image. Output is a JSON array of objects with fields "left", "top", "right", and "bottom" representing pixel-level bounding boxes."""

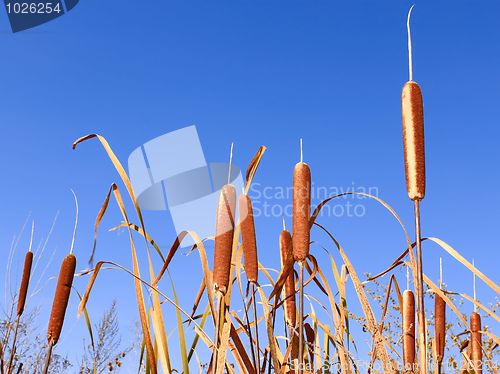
[
  {"left": 47, "top": 253, "right": 76, "bottom": 345},
  {"left": 402, "top": 289, "right": 416, "bottom": 369},
  {"left": 239, "top": 194, "right": 258, "bottom": 283},
  {"left": 292, "top": 162, "right": 311, "bottom": 262},
  {"left": 280, "top": 229, "right": 296, "bottom": 329},
  {"left": 434, "top": 294, "right": 446, "bottom": 364},
  {"left": 17, "top": 251, "right": 34, "bottom": 316},
  {"left": 402, "top": 81, "right": 426, "bottom": 201},
  {"left": 213, "top": 184, "right": 236, "bottom": 294},
  {"left": 470, "top": 312, "right": 482, "bottom": 373}
]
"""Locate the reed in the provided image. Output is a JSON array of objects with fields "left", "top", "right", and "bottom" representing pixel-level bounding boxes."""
[
  {"left": 402, "top": 289, "right": 416, "bottom": 372},
  {"left": 47, "top": 253, "right": 77, "bottom": 345},
  {"left": 213, "top": 184, "right": 237, "bottom": 295},
  {"left": 435, "top": 258, "right": 446, "bottom": 373},
  {"left": 280, "top": 229, "right": 296, "bottom": 330},
  {"left": 403, "top": 7, "right": 427, "bottom": 373},
  {"left": 402, "top": 79, "right": 426, "bottom": 201},
  {"left": 292, "top": 143, "right": 311, "bottom": 263},
  {"left": 239, "top": 193, "right": 258, "bottom": 284},
  {"left": 239, "top": 193, "right": 261, "bottom": 372},
  {"left": 44, "top": 190, "right": 78, "bottom": 374},
  {"left": 434, "top": 295, "right": 446, "bottom": 371},
  {"left": 16, "top": 251, "right": 33, "bottom": 317},
  {"left": 212, "top": 144, "right": 237, "bottom": 373},
  {"left": 6, "top": 235, "right": 35, "bottom": 374},
  {"left": 470, "top": 312, "right": 482, "bottom": 374},
  {"left": 292, "top": 139, "right": 311, "bottom": 372}
]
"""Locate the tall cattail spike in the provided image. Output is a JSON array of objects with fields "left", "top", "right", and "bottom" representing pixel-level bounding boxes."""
[
  {"left": 17, "top": 251, "right": 34, "bottom": 317},
  {"left": 292, "top": 161, "right": 311, "bottom": 262},
  {"left": 434, "top": 292, "right": 446, "bottom": 366},
  {"left": 213, "top": 184, "right": 236, "bottom": 294},
  {"left": 280, "top": 230, "right": 296, "bottom": 329},
  {"left": 470, "top": 312, "right": 482, "bottom": 373},
  {"left": 239, "top": 194, "right": 258, "bottom": 283},
  {"left": 47, "top": 253, "right": 77, "bottom": 345},
  {"left": 402, "top": 289, "right": 416, "bottom": 370},
  {"left": 402, "top": 83, "right": 426, "bottom": 200}
]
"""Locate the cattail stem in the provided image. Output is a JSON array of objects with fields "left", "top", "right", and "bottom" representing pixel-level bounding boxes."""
[
  {"left": 214, "top": 293, "right": 221, "bottom": 373},
  {"left": 6, "top": 316, "right": 20, "bottom": 374},
  {"left": 413, "top": 200, "right": 427, "bottom": 374},
  {"left": 42, "top": 343, "right": 53, "bottom": 374},
  {"left": 213, "top": 291, "right": 224, "bottom": 374},
  {"left": 251, "top": 282, "right": 261, "bottom": 373},
  {"left": 243, "top": 285, "right": 257, "bottom": 373},
  {"left": 298, "top": 261, "right": 304, "bottom": 373}
]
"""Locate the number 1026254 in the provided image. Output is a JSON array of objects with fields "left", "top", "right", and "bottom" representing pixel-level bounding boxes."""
[{"left": 5, "top": 2, "right": 63, "bottom": 14}]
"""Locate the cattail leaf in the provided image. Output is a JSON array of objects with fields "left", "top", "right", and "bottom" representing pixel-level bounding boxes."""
[
  {"left": 187, "top": 303, "right": 211, "bottom": 363},
  {"left": 169, "top": 272, "right": 190, "bottom": 374},
  {"left": 244, "top": 146, "right": 267, "bottom": 193},
  {"left": 110, "top": 222, "right": 165, "bottom": 262},
  {"left": 425, "top": 237, "right": 499, "bottom": 294},
  {"left": 148, "top": 254, "right": 171, "bottom": 373},
  {"left": 256, "top": 285, "right": 283, "bottom": 373},
  {"left": 74, "top": 288, "right": 95, "bottom": 352},
  {"left": 229, "top": 323, "right": 256, "bottom": 374}
]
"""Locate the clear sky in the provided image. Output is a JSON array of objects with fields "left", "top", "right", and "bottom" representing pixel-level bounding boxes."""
[{"left": 1, "top": 1, "right": 499, "bottom": 371}]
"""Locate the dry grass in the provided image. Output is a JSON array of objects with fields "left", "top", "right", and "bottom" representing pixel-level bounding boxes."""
[{"left": 67, "top": 133, "right": 499, "bottom": 374}]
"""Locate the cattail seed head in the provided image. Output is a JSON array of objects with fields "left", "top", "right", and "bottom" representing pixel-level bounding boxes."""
[
  {"left": 239, "top": 194, "right": 258, "bottom": 283},
  {"left": 402, "top": 289, "right": 416, "bottom": 369},
  {"left": 17, "top": 251, "right": 33, "bottom": 316},
  {"left": 213, "top": 184, "right": 236, "bottom": 294},
  {"left": 434, "top": 294, "right": 446, "bottom": 364},
  {"left": 292, "top": 162, "right": 311, "bottom": 262},
  {"left": 280, "top": 229, "right": 296, "bottom": 329},
  {"left": 47, "top": 253, "right": 76, "bottom": 345},
  {"left": 470, "top": 312, "right": 482, "bottom": 373},
  {"left": 402, "top": 81, "right": 426, "bottom": 201}
]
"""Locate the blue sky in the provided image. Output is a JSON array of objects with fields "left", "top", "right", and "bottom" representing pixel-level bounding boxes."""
[{"left": 0, "top": 1, "right": 499, "bottom": 371}]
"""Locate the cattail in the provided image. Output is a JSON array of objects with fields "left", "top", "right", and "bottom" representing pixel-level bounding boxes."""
[
  {"left": 402, "top": 5, "right": 426, "bottom": 201},
  {"left": 213, "top": 184, "right": 236, "bottom": 294},
  {"left": 434, "top": 294, "right": 446, "bottom": 367},
  {"left": 402, "top": 289, "right": 416, "bottom": 370},
  {"left": 402, "top": 81, "right": 426, "bottom": 201},
  {"left": 470, "top": 312, "right": 482, "bottom": 373},
  {"left": 280, "top": 229, "right": 296, "bottom": 329},
  {"left": 239, "top": 194, "right": 258, "bottom": 283},
  {"left": 47, "top": 253, "right": 76, "bottom": 345},
  {"left": 292, "top": 161, "right": 311, "bottom": 262},
  {"left": 17, "top": 251, "right": 33, "bottom": 316}
]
